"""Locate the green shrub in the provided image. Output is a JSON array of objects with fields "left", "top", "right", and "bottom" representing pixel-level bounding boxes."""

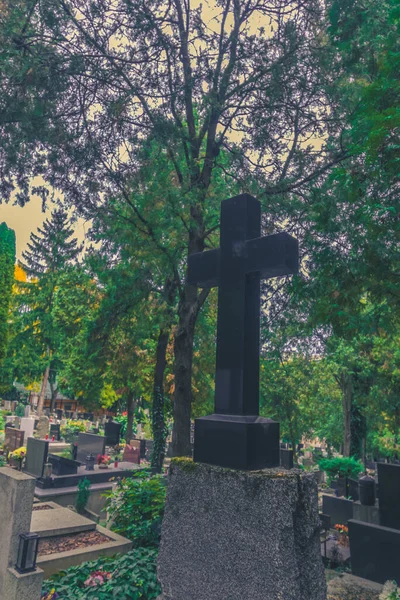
[
  {"left": 15, "top": 403, "right": 25, "bottom": 417},
  {"left": 0, "top": 414, "right": 4, "bottom": 431},
  {"left": 105, "top": 470, "right": 166, "bottom": 547},
  {"left": 61, "top": 420, "right": 87, "bottom": 442},
  {"left": 42, "top": 547, "right": 160, "bottom": 599},
  {"left": 0, "top": 455, "right": 7, "bottom": 467},
  {"left": 75, "top": 478, "right": 91, "bottom": 514},
  {"left": 318, "top": 456, "right": 364, "bottom": 483}
]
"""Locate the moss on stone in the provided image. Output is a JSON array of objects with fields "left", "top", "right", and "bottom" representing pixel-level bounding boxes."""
[{"left": 170, "top": 457, "right": 302, "bottom": 481}]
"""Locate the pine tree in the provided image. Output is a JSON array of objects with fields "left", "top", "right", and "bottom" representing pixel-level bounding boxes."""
[
  {"left": 21, "top": 209, "right": 81, "bottom": 277},
  {"left": 0, "top": 223, "right": 16, "bottom": 362},
  {"left": 17, "top": 209, "right": 81, "bottom": 414}
]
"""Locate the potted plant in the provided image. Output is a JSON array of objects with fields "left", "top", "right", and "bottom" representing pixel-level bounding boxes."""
[
  {"left": 97, "top": 454, "right": 112, "bottom": 469},
  {"left": 10, "top": 446, "right": 26, "bottom": 471},
  {"left": 334, "top": 524, "right": 349, "bottom": 547}
]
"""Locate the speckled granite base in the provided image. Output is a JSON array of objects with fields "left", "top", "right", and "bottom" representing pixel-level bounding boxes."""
[{"left": 157, "top": 459, "right": 326, "bottom": 600}]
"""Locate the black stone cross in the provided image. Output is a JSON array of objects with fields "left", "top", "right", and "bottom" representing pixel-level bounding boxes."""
[{"left": 188, "top": 194, "right": 299, "bottom": 470}]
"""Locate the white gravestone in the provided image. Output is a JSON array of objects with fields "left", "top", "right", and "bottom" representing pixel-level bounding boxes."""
[{"left": 20, "top": 418, "right": 35, "bottom": 440}]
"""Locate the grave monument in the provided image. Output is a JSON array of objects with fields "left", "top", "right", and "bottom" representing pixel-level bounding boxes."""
[{"left": 157, "top": 194, "right": 326, "bottom": 600}]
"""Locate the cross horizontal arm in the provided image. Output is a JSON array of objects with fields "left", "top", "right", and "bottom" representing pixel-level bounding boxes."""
[
  {"left": 187, "top": 248, "right": 220, "bottom": 288},
  {"left": 245, "top": 232, "right": 299, "bottom": 279}
]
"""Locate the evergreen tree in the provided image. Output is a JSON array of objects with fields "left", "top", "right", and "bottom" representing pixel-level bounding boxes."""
[
  {"left": 0, "top": 222, "right": 15, "bottom": 361},
  {"left": 16, "top": 209, "right": 81, "bottom": 413}
]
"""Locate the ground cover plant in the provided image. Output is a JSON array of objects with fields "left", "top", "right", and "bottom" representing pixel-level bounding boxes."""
[{"left": 42, "top": 547, "right": 160, "bottom": 600}]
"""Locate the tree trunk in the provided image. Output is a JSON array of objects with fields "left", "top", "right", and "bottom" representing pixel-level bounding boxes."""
[
  {"left": 37, "top": 361, "right": 50, "bottom": 416},
  {"left": 125, "top": 392, "right": 136, "bottom": 444},
  {"left": 49, "top": 380, "right": 58, "bottom": 413},
  {"left": 341, "top": 373, "right": 352, "bottom": 457},
  {"left": 152, "top": 328, "right": 170, "bottom": 473}
]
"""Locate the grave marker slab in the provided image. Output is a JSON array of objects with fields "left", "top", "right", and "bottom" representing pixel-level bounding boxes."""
[
  {"left": 322, "top": 494, "right": 353, "bottom": 526},
  {"left": 4, "top": 428, "right": 24, "bottom": 453},
  {"left": 280, "top": 448, "right": 294, "bottom": 469},
  {"left": 123, "top": 444, "right": 140, "bottom": 464},
  {"left": 349, "top": 519, "right": 400, "bottom": 584},
  {"left": 378, "top": 462, "right": 400, "bottom": 530},
  {"left": 24, "top": 438, "right": 49, "bottom": 478},
  {"left": 36, "top": 415, "right": 50, "bottom": 439},
  {"left": 50, "top": 423, "right": 61, "bottom": 441},
  {"left": 104, "top": 420, "right": 122, "bottom": 446},
  {"left": 76, "top": 432, "right": 106, "bottom": 464},
  {"left": 188, "top": 194, "right": 298, "bottom": 470},
  {"left": 20, "top": 417, "right": 35, "bottom": 439}
]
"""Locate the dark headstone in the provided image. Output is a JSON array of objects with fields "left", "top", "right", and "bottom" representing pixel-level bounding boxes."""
[
  {"left": 346, "top": 477, "right": 359, "bottom": 502},
  {"left": 144, "top": 439, "right": 154, "bottom": 460},
  {"left": 188, "top": 194, "right": 298, "bottom": 471},
  {"left": 104, "top": 420, "right": 122, "bottom": 446},
  {"left": 280, "top": 448, "right": 294, "bottom": 470},
  {"left": 365, "top": 459, "right": 376, "bottom": 470},
  {"left": 349, "top": 519, "right": 400, "bottom": 584},
  {"left": 49, "top": 423, "right": 61, "bottom": 441},
  {"left": 139, "top": 439, "right": 146, "bottom": 459},
  {"left": 378, "top": 462, "right": 400, "bottom": 530},
  {"left": 4, "top": 428, "right": 24, "bottom": 453},
  {"left": 56, "top": 409, "right": 63, "bottom": 420},
  {"left": 359, "top": 475, "right": 376, "bottom": 506},
  {"left": 330, "top": 477, "right": 347, "bottom": 498},
  {"left": 123, "top": 444, "right": 140, "bottom": 464},
  {"left": 24, "top": 438, "right": 49, "bottom": 478},
  {"left": 319, "top": 513, "right": 331, "bottom": 531},
  {"left": 48, "top": 453, "right": 80, "bottom": 476},
  {"left": 76, "top": 432, "right": 106, "bottom": 464},
  {"left": 322, "top": 494, "right": 353, "bottom": 526}
]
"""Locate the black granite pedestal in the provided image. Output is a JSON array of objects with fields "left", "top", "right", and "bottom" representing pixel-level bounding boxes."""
[{"left": 194, "top": 414, "right": 280, "bottom": 470}]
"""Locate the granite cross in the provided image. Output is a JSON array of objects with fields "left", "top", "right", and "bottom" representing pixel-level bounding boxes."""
[{"left": 188, "top": 194, "right": 299, "bottom": 470}]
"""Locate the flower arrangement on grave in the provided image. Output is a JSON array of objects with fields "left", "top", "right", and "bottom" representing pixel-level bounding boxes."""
[
  {"left": 84, "top": 569, "right": 112, "bottom": 587},
  {"left": 334, "top": 523, "right": 349, "bottom": 547},
  {"left": 97, "top": 454, "right": 112, "bottom": 468},
  {"left": 10, "top": 446, "right": 26, "bottom": 470}
]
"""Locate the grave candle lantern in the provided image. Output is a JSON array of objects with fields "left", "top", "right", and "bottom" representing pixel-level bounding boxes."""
[
  {"left": 15, "top": 532, "right": 40, "bottom": 574},
  {"left": 85, "top": 452, "right": 95, "bottom": 471}
]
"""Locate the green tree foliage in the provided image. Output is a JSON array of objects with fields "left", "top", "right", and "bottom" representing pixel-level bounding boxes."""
[
  {"left": 9, "top": 210, "right": 81, "bottom": 410},
  {"left": 0, "top": 222, "right": 15, "bottom": 362}
]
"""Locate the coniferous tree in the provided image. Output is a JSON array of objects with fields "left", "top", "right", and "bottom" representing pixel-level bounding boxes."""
[
  {"left": 0, "top": 223, "right": 15, "bottom": 362},
  {"left": 17, "top": 209, "right": 81, "bottom": 413}
]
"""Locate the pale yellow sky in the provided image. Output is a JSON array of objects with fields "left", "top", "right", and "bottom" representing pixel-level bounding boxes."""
[{"left": 0, "top": 196, "right": 88, "bottom": 260}]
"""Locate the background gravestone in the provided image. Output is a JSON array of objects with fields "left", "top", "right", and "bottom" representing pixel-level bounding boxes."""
[
  {"left": 349, "top": 519, "right": 400, "bottom": 584},
  {"left": 50, "top": 423, "right": 61, "bottom": 441},
  {"left": 123, "top": 444, "right": 140, "bottom": 464},
  {"left": 76, "top": 432, "right": 106, "bottom": 464},
  {"left": 20, "top": 417, "right": 35, "bottom": 440},
  {"left": 23, "top": 438, "right": 49, "bottom": 478},
  {"left": 4, "top": 429, "right": 24, "bottom": 453},
  {"left": 322, "top": 495, "right": 354, "bottom": 526},
  {"left": 377, "top": 462, "right": 400, "bottom": 530},
  {"left": 35, "top": 415, "right": 50, "bottom": 439},
  {"left": 104, "top": 420, "right": 122, "bottom": 446}
]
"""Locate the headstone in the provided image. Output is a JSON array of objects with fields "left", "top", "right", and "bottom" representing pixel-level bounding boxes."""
[
  {"left": 76, "top": 432, "right": 106, "bottom": 464},
  {"left": 378, "top": 462, "right": 400, "bottom": 529},
  {"left": 349, "top": 519, "right": 400, "bottom": 584},
  {"left": 24, "top": 405, "right": 30, "bottom": 418},
  {"left": 35, "top": 415, "right": 50, "bottom": 439},
  {"left": 23, "top": 438, "right": 49, "bottom": 478},
  {"left": 346, "top": 477, "right": 360, "bottom": 502},
  {"left": 4, "top": 428, "right": 24, "bottom": 453},
  {"left": 123, "top": 444, "right": 140, "bottom": 464},
  {"left": 56, "top": 409, "right": 63, "bottom": 420},
  {"left": 104, "top": 420, "right": 122, "bottom": 446},
  {"left": 280, "top": 448, "right": 294, "bottom": 469},
  {"left": 157, "top": 462, "right": 326, "bottom": 600},
  {"left": 48, "top": 454, "right": 80, "bottom": 476},
  {"left": 144, "top": 439, "right": 154, "bottom": 460},
  {"left": 49, "top": 423, "right": 61, "bottom": 441},
  {"left": 3, "top": 400, "right": 12, "bottom": 411},
  {"left": 20, "top": 417, "right": 35, "bottom": 440},
  {"left": 187, "top": 194, "right": 298, "bottom": 470},
  {"left": 0, "top": 468, "right": 44, "bottom": 599},
  {"left": 322, "top": 494, "right": 353, "bottom": 526}
]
